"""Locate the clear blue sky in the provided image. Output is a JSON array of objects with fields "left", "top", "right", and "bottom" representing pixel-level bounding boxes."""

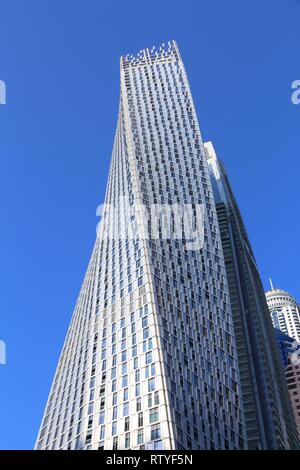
[{"left": 0, "top": 0, "right": 299, "bottom": 450}]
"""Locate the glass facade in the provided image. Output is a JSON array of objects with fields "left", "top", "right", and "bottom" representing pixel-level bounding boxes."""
[{"left": 205, "top": 140, "right": 300, "bottom": 450}]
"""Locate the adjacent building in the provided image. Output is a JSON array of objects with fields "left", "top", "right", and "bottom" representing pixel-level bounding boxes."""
[
  {"left": 285, "top": 360, "right": 300, "bottom": 440},
  {"left": 274, "top": 328, "right": 298, "bottom": 369},
  {"left": 273, "top": 328, "right": 300, "bottom": 440},
  {"left": 266, "top": 286, "right": 300, "bottom": 343},
  {"left": 204, "top": 141, "right": 300, "bottom": 449},
  {"left": 35, "top": 42, "right": 246, "bottom": 450}
]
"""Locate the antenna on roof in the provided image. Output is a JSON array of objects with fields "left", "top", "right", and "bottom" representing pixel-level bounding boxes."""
[{"left": 269, "top": 278, "right": 274, "bottom": 290}]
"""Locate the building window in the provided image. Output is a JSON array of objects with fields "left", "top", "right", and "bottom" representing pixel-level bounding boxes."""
[
  {"left": 122, "top": 375, "right": 128, "bottom": 388},
  {"left": 137, "top": 430, "right": 144, "bottom": 445},
  {"left": 123, "top": 402, "right": 129, "bottom": 416},
  {"left": 112, "top": 421, "right": 117, "bottom": 436},
  {"left": 132, "top": 345, "right": 137, "bottom": 358},
  {"left": 149, "top": 407, "right": 159, "bottom": 424},
  {"left": 148, "top": 378, "right": 155, "bottom": 392},
  {"left": 125, "top": 433, "right": 130, "bottom": 448},
  {"left": 146, "top": 351, "right": 152, "bottom": 364},
  {"left": 88, "top": 402, "right": 94, "bottom": 415},
  {"left": 138, "top": 412, "right": 143, "bottom": 427},
  {"left": 151, "top": 425, "right": 161, "bottom": 441},
  {"left": 99, "top": 411, "right": 105, "bottom": 425},
  {"left": 100, "top": 425, "right": 105, "bottom": 441},
  {"left": 112, "top": 393, "right": 117, "bottom": 406},
  {"left": 113, "top": 437, "right": 118, "bottom": 450}
]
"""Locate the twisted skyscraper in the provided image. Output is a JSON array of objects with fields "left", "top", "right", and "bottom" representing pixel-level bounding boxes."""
[{"left": 35, "top": 41, "right": 246, "bottom": 450}]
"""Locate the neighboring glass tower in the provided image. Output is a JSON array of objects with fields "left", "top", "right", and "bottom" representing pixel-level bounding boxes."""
[
  {"left": 204, "top": 141, "right": 300, "bottom": 450},
  {"left": 285, "top": 359, "right": 300, "bottom": 441},
  {"left": 273, "top": 329, "right": 300, "bottom": 440},
  {"left": 266, "top": 285, "right": 300, "bottom": 343},
  {"left": 35, "top": 41, "right": 246, "bottom": 451},
  {"left": 274, "top": 328, "right": 299, "bottom": 369}
]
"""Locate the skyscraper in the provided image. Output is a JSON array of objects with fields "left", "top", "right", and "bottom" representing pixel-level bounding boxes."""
[
  {"left": 273, "top": 329, "right": 300, "bottom": 440},
  {"left": 274, "top": 328, "right": 299, "bottom": 369},
  {"left": 204, "top": 141, "right": 300, "bottom": 450},
  {"left": 285, "top": 359, "right": 300, "bottom": 440},
  {"left": 35, "top": 41, "right": 246, "bottom": 451},
  {"left": 266, "top": 285, "right": 300, "bottom": 343},
  {"left": 267, "top": 286, "right": 300, "bottom": 438}
]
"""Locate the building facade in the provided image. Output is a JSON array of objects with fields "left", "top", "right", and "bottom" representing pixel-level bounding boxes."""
[
  {"left": 35, "top": 42, "right": 246, "bottom": 450},
  {"left": 285, "top": 360, "right": 300, "bottom": 440},
  {"left": 274, "top": 328, "right": 298, "bottom": 369},
  {"left": 204, "top": 141, "right": 300, "bottom": 449},
  {"left": 274, "top": 328, "right": 300, "bottom": 440},
  {"left": 266, "top": 287, "right": 300, "bottom": 343}
]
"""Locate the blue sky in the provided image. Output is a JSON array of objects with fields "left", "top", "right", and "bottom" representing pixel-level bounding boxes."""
[{"left": 0, "top": 0, "right": 299, "bottom": 450}]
